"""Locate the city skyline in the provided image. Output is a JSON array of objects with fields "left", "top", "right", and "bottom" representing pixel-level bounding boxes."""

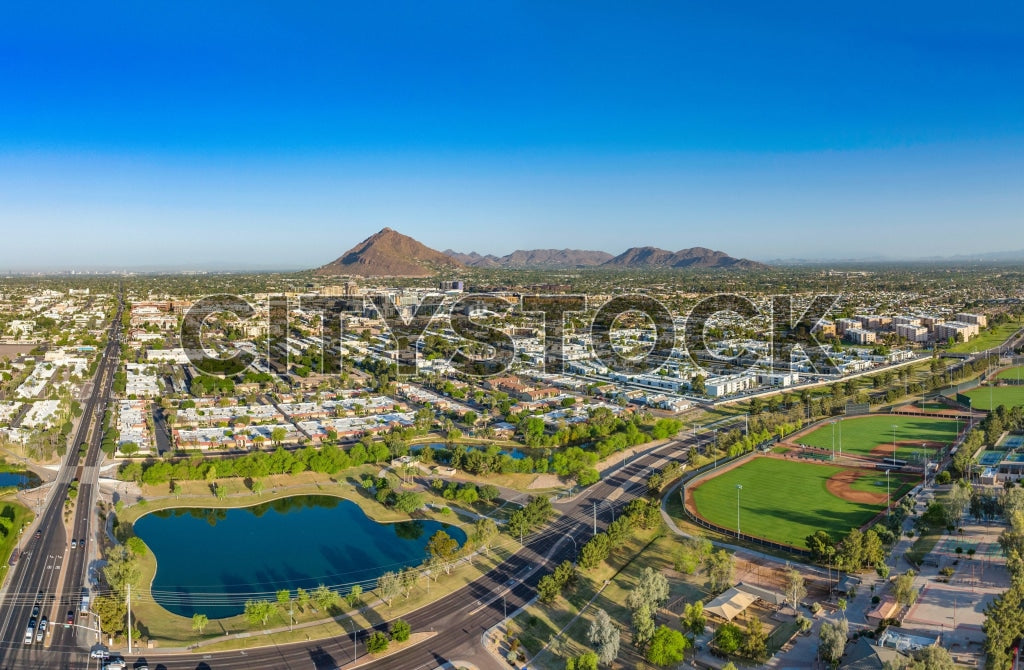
[{"left": 2, "top": 2, "right": 1023, "bottom": 270}]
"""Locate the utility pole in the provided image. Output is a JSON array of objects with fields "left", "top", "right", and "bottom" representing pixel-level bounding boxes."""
[{"left": 127, "top": 583, "right": 132, "bottom": 655}]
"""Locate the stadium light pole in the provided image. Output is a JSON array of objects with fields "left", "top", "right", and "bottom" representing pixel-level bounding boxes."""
[
  {"left": 831, "top": 421, "right": 836, "bottom": 461},
  {"left": 892, "top": 424, "right": 898, "bottom": 467},
  {"left": 886, "top": 469, "right": 891, "bottom": 516},
  {"left": 736, "top": 484, "right": 743, "bottom": 538},
  {"left": 839, "top": 420, "right": 843, "bottom": 458}
]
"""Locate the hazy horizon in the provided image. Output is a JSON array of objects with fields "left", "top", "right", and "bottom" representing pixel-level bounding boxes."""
[{"left": 2, "top": 2, "right": 1023, "bottom": 271}]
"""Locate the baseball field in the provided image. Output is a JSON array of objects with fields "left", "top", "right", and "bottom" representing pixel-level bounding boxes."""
[
  {"left": 794, "top": 415, "right": 958, "bottom": 462},
  {"left": 688, "top": 456, "right": 915, "bottom": 548}
]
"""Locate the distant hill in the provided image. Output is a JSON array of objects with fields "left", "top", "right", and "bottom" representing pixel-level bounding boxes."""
[
  {"left": 602, "top": 246, "right": 766, "bottom": 270},
  {"left": 314, "top": 228, "right": 462, "bottom": 277},
  {"left": 443, "top": 248, "right": 613, "bottom": 268}
]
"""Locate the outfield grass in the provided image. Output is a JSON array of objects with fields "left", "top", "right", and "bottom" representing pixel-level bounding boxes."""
[
  {"left": 996, "top": 366, "right": 1024, "bottom": 382},
  {"left": 796, "top": 415, "right": 957, "bottom": 460},
  {"left": 947, "top": 323, "right": 1023, "bottom": 354},
  {"left": 964, "top": 385, "right": 1024, "bottom": 410},
  {"left": 690, "top": 457, "right": 914, "bottom": 547}
]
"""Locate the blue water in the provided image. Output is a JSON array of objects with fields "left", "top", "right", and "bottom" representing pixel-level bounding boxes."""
[
  {"left": 134, "top": 495, "right": 466, "bottom": 619},
  {"left": 0, "top": 471, "right": 39, "bottom": 489}
]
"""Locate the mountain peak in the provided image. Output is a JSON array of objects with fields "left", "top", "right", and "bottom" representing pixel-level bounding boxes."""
[{"left": 314, "top": 229, "right": 461, "bottom": 277}]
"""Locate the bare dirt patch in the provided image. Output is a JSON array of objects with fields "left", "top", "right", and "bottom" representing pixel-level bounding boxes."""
[{"left": 825, "top": 469, "right": 888, "bottom": 505}]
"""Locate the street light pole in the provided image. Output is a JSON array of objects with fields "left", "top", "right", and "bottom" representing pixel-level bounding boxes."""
[{"left": 736, "top": 484, "right": 743, "bottom": 538}]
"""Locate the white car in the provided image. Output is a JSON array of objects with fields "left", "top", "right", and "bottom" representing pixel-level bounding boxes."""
[{"left": 90, "top": 649, "right": 109, "bottom": 659}]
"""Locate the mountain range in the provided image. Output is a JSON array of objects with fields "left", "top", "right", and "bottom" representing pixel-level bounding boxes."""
[{"left": 314, "top": 228, "right": 766, "bottom": 276}]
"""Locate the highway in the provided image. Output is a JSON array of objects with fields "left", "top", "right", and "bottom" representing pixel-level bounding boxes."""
[{"left": 0, "top": 301, "right": 122, "bottom": 670}]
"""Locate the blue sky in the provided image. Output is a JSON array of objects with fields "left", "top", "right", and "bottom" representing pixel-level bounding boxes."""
[{"left": 1, "top": 2, "right": 1022, "bottom": 269}]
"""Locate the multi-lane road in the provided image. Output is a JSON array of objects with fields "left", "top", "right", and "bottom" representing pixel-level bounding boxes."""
[{"left": 0, "top": 301, "right": 122, "bottom": 670}]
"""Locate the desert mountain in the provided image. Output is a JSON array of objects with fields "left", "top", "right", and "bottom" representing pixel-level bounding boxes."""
[
  {"left": 315, "top": 228, "right": 462, "bottom": 277},
  {"left": 443, "top": 248, "right": 612, "bottom": 268},
  {"left": 602, "top": 246, "right": 766, "bottom": 270}
]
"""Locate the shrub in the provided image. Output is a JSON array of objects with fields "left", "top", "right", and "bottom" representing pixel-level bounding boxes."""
[{"left": 366, "top": 631, "right": 390, "bottom": 653}]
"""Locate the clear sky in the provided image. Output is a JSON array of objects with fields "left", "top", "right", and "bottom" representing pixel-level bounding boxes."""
[{"left": 1, "top": 2, "right": 1023, "bottom": 270}]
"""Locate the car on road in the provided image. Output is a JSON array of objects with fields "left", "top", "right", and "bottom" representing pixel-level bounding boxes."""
[
  {"left": 66, "top": 610, "right": 75, "bottom": 624},
  {"left": 102, "top": 660, "right": 126, "bottom": 670},
  {"left": 36, "top": 617, "right": 47, "bottom": 642},
  {"left": 34, "top": 530, "right": 41, "bottom": 539},
  {"left": 90, "top": 649, "right": 109, "bottom": 659},
  {"left": 71, "top": 539, "right": 77, "bottom": 549}
]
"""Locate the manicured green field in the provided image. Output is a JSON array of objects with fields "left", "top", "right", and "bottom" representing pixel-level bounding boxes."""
[
  {"left": 996, "top": 366, "right": 1024, "bottom": 382},
  {"left": 947, "top": 323, "right": 1022, "bottom": 354},
  {"left": 964, "top": 385, "right": 1024, "bottom": 410},
  {"left": 689, "top": 458, "right": 913, "bottom": 547},
  {"left": 796, "top": 415, "right": 958, "bottom": 460},
  {"left": 0, "top": 502, "right": 33, "bottom": 571}
]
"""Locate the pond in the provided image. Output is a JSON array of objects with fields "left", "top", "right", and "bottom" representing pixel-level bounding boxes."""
[
  {"left": 0, "top": 470, "right": 41, "bottom": 490},
  {"left": 133, "top": 495, "right": 466, "bottom": 619}
]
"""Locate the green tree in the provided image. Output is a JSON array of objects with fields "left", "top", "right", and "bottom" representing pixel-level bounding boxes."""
[
  {"left": 92, "top": 594, "right": 127, "bottom": 638},
  {"left": 785, "top": 568, "right": 807, "bottom": 609},
  {"left": 587, "top": 608, "right": 620, "bottom": 665},
  {"left": 191, "top": 613, "right": 209, "bottom": 636},
  {"left": 744, "top": 615, "right": 767, "bottom": 662},
  {"left": 426, "top": 530, "right": 459, "bottom": 574},
  {"left": 390, "top": 619, "right": 412, "bottom": 642},
  {"left": 377, "top": 571, "right": 401, "bottom": 607},
  {"left": 312, "top": 584, "right": 339, "bottom": 612},
  {"left": 103, "top": 545, "right": 140, "bottom": 597},
  {"left": 631, "top": 603, "right": 656, "bottom": 648},
  {"left": 244, "top": 599, "right": 275, "bottom": 627},
  {"left": 626, "top": 567, "right": 670, "bottom": 613},
  {"left": 366, "top": 631, "right": 390, "bottom": 653},
  {"left": 647, "top": 625, "right": 690, "bottom": 666},
  {"left": 704, "top": 549, "right": 734, "bottom": 593},
  {"left": 910, "top": 644, "right": 955, "bottom": 670},
  {"left": 714, "top": 622, "right": 744, "bottom": 655},
  {"left": 818, "top": 618, "right": 848, "bottom": 665},
  {"left": 894, "top": 570, "right": 919, "bottom": 606},
  {"left": 681, "top": 600, "right": 706, "bottom": 637},
  {"left": 346, "top": 584, "right": 363, "bottom": 607},
  {"left": 806, "top": 529, "right": 836, "bottom": 563},
  {"left": 472, "top": 517, "right": 499, "bottom": 555}
]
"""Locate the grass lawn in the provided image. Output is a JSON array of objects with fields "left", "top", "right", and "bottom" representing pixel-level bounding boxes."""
[
  {"left": 795, "top": 415, "right": 957, "bottom": 460},
  {"left": 995, "top": 366, "right": 1024, "bottom": 382},
  {"left": 947, "top": 323, "right": 1023, "bottom": 354},
  {"left": 964, "top": 385, "right": 1024, "bottom": 410},
  {"left": 690, "top": 458, "right": 914, "bottom": 547},
  {"left": 0, "top": 500, "right": 33, "bottom": 572},
  {"left": 512, "top": 529, "right": 706, "bottom": 669}
]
